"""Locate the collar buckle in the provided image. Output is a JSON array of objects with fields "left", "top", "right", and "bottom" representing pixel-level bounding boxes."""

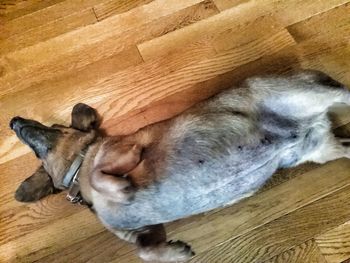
[{"left": 66, "top": 175, "right": 81, "bottom": 203}]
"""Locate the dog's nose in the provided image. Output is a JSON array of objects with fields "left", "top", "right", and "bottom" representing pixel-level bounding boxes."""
[{"left": 10, "top": 116, "right": 24, "bottom": 130}]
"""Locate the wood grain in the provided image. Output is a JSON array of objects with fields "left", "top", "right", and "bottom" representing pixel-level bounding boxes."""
[
  {"left": 0, "top": 0, "right": 214, "bottom": 98},
  {"left": 287, "top": 3, "right": 350, "bottom": 42},
  {"left": 0, "top": 0, "right": 202, "bottom": 75},
  {"left": 2, "top": 0, "right": 350, "bottom": 262},
  {"left": 316, "top": 221, "right": 350, "bottom": 263},
  {"left": 0, "top": 8, "right": 97, "bottom": 54},
  {"left": 137, "top": 2, "right": 270, "bottom": 61},
  {"left": 264, "top": 239, "right": 327, "bottom": 263},
  {"left": 0, "top": 209, "right": 104, "bottom": 262},
  {"left": 0, "top": 154, "right": 41, "bottom": 211},
  {"left": 213, "top": 0, "right": 349, "bottom": 24},
  {"left": 190, "top": 184, "right": 350, "bottom": 263},
  {"left": 0, "top": 0, "right": 65, "bottom": 22},
  {"left": 0, "top": 0, "right": 104, "bottom": 38},
  {"left": 137, "top": 0, "right": 350, "bottom": 60},
  {"left": 35, "top": 230, "right": 140, "bottom": 263},
  {"left": 93, "top": 0, "right": 154, "bottom": 21}
]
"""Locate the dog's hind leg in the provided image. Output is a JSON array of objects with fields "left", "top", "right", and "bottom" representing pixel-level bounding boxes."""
[
  {"left": 248, "top": 70, "right": 350, "bottom": 118},
  {"left": 112, "top": 225, "right": 194, "bottom": 262},
  {"left": 298, "top": 133, "right": 350, "bottom": 164}
]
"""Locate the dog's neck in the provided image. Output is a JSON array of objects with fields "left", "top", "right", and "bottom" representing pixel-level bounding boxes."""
[
  {"left": 61, "top": 147, "right": 88, "bottom": 203},
  {"left": 62, "top": 137, "right": 102, "bottom": 206},
  {"left": 75, "top": 138, "right": 104, "bottom": 206}
]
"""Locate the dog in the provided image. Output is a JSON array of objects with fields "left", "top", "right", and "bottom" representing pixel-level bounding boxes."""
[{"left": 10, "top": 70, "right": 350, "bottom": 262}]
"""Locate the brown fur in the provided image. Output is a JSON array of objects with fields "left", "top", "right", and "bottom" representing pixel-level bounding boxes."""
[
  {"left": 82, "top": 122, "right": 172, "bottom": 201},
  {"left": 33, "top": 118, "right": 173, "bottom": 204},
  {"left": 43, "top": 127, "right": 97, "bottom": 189},
  {"left": 15, "top": 165, "right": 57, "bottom": 202}
]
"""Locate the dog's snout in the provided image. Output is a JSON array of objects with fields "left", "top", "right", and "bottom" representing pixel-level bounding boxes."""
[{"left": 10, "top": 116, "right": 24, "bottom": 130}]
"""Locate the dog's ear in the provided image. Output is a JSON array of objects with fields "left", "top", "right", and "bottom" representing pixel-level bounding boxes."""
[
  {"left": 15, "top": 165, "right": 59, "bottom": 202},
  {"left": 71, "top": 103, "right": 99, "bottom": 131}
]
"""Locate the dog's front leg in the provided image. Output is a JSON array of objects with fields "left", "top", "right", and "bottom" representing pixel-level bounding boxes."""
[
  {"left": 91, "top": 142, "right": 143, "bottom": 203},
  {"left": 110, "top": 224, "right": 195, "bottom": 262}
]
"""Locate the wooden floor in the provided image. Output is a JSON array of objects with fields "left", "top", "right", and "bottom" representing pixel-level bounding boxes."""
[{"left": 1, "top": 0, "right": 350, "bottom": 262}]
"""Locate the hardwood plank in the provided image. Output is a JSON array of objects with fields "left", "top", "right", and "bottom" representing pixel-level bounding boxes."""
[
  {"left": 93, "top": 0, "right": 154, "bottom": 21},
  {"left": 190, "top": 183, "right": 350, "bottom": 263},
  {"left": 316, "top": 221, "right": 350, "bottom": 263},
  {"left": 98, "top": 29, "right": 294, "bottom": 123},
  {"left": 0, "top": 0, "right": 202, "bottom": 75},
  {"left": 35, "top": 231, "right": 140, "bottom": 263},
  {"left": 284, "top": 5, "right": 350, "bottom": 88},
  {"left": 0, "top": 0, "right": 65, "bottom": 22},
  {"left": 0, "top": 40, "right": 215, "bottom": 123},
  {"left": 0, "top": 47, "right": 143, "bottom": 164},
  {"left": 0, "top": 8, "right": 97, "bottom": 54},
  {"left": 213, "top": 0, "right": 349, "bottom": 26},
  {"left": 0, "top": 29, "right": 294, "bottom": 164},
  {"left": 287, "top": 3, "right": 350, "bottom": 42},
  {"left": 0, "top": 0, "right": 104, "bottom": 38},
  {"left": 0, "top": 192, "right": 84, "bottom": 245},
  {"left": 0, "top": 0, "right": 211, "bottom": 97},
  {"left": 263, "top": 239, "right": 327, "bottom": 263},
  {"left": 137, "top": 3, "right": 278, "bottom": 61},
  {"left": 0, "top": 153, "right": 84, "bottom": 245},
  {"left": 212, "top": 16, "right": 283, "bottom": 53},
  {"left": 102, "top": 45, "right": 298, "bottom": 134},
  {"left": 137, "top": 0, "right": 350, "bottom": 60},
  {"left": 0, "top": 209, "right": 104, "bottom": 262},
  {"left": 299, "top": 42, "right": 350, "bottom": 87},
  {"left": 211, "top": 0, "right": 250, "bottom": 11},
  {"left": 0, "top": 153, "right": 41, "bottom": 212},
  {"left": 0, "top": 45, "right": 143, "bottom": 101},
  {"left": 0, "top": 0, "right": 219, "bottom": 96}
]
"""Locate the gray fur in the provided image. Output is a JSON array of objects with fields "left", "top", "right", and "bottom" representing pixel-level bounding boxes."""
[{"left": 95, "top": 70, "right": 350, "bottom": 229}]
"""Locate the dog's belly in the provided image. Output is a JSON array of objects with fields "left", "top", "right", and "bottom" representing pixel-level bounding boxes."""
[
  {"left": 96, "top": 143, "right": 282, "bottom": 229},
  {"left": 95, "top": 112, "right": 325, "bottom": 230}
]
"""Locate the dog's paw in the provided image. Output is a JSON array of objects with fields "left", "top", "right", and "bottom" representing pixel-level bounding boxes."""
[
  {"left": 139, "top": 240, "right": 195, "bottom": 262},
  {"left": 166, "top": 240, "right": 195, "bottom": 261}
]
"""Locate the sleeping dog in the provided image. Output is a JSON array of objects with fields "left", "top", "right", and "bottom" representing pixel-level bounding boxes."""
[{"left": 10, "top": 70, "right": 350, "bottom": 262}]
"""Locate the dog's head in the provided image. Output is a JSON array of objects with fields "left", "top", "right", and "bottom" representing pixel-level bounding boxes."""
[{"left": 10, "top": 103, "right": 99, "bottom": 202}]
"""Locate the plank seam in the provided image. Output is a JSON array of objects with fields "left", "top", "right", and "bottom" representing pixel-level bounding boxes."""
[{"left": 92, "top": 6, "right": 99, "bottom": 22}]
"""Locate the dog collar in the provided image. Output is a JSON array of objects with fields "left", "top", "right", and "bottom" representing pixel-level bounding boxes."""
[{"left": 62, "top": 148, "right": 87, "bottom": 204}]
